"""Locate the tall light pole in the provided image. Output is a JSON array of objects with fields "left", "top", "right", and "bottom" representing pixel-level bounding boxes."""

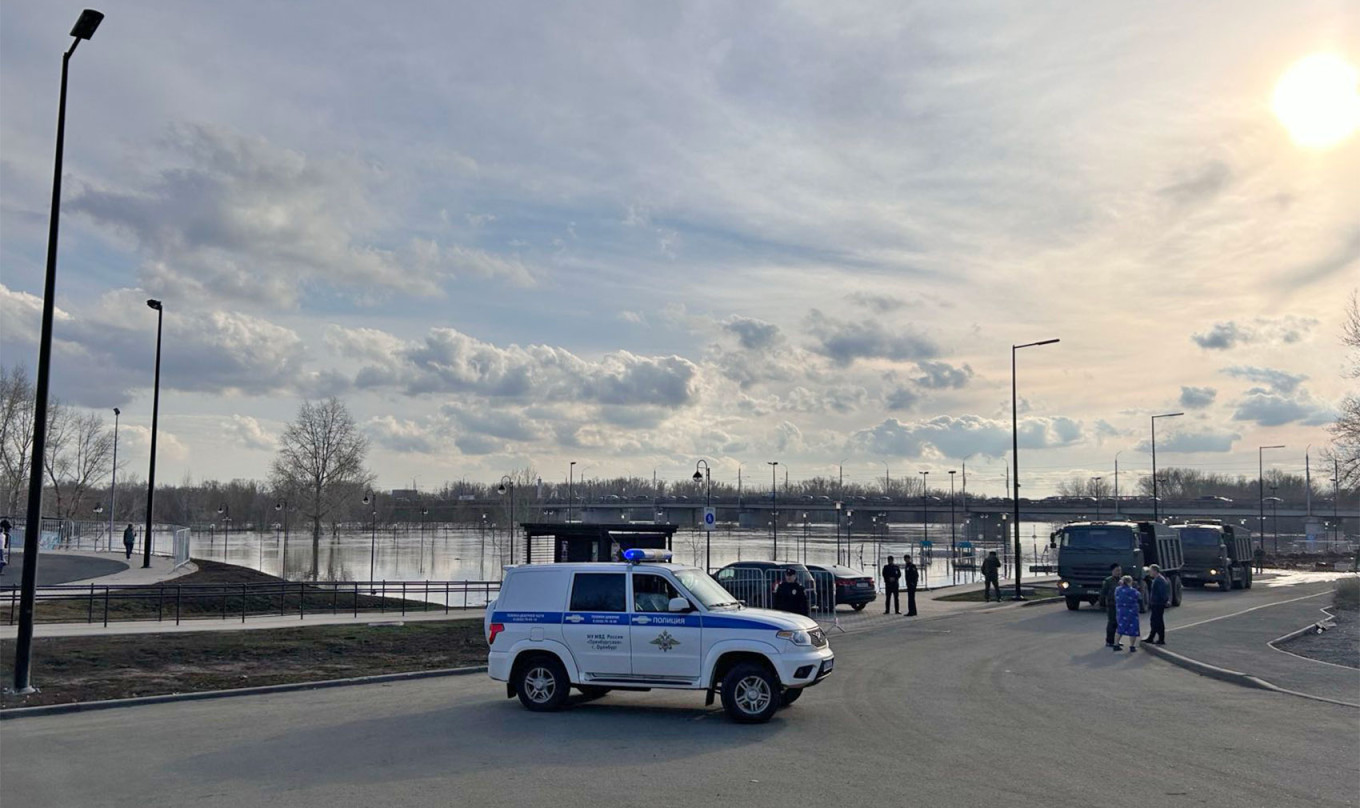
[
  {"left": 1259, "top": 445, "right": 1285, "bottom": 555},
  {"left": 1268, "top": 487, "right": 1280, "bottom": 553},
  {"left": 1113, "top": 450, "right": 1122, "bottom": 518},
  {"left": 13, "top": 9, "right": 105, "bottom": 695},
  {"left": 1091, "top": 477, "right": 1103, "bottom": 519},
  {"left": 140, "top": 297, "right": 166, "bottom": 571},
  {"left": 107, "top": 406, "right": 119, "bottom": 550},
  {"left": 768, "top": 461, "right": 779, "bottom": 559},
  {"left": 834, "top": 500, "right": 843, "bottom": 565},
  {"left": 498, "top": 475, "right": 516, "bottom": 565},
  {"left": 1011, "top": 337, "right": 1059, "bottom": 601},
  {"left": 216, "top": 504, "right": 230, "bottom": 561},
  {"left": 948, "top": 470, "right": 957, "bottom": 559},
  {"left": 693, "top": 460, "right": 711, "bottom": 571},
  {"left": 919, "top": 470, "right": 929, "bottom": 550},
  {"left": 1150, "top": 412, "right": 1183, "bottom": 522},
  {"left": 568, "top": 461, "right": 576, "bottom": 523},
  {"left": 362, "top": 489, "right": 377, "bottom": 587}
]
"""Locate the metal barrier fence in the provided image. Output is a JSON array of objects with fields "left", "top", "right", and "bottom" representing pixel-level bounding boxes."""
[
  {"left": 173, "top": 528, "right": 191, "bottom": 569},
  {"left": 1, "top": 579, "right": 502, "bottom": 627},
  {"left": 2, "top": 517, "right": 183, "bottom": 557}
]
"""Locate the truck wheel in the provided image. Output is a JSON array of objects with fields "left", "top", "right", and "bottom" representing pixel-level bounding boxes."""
[
  {"left": 780, "top": 687, "right": 804, "bottom": 707},
  {"left": 1244, "top": 568, "right": 1253, "bottom": 589},
  {"left": 1232, "top": 571, "right": 1245, "bottom": 590},
  {"left": 1171, "top": 577, "right": 1183, "bottom": 607},
  {"left": 515, "top": 656, "right": 570, "bottom": 712},
  {"left": 721, "top": 663, "right": 780, "bottom": 723},
  {"left": 1065, "top": 596, "right": 1081, "bottom": 611},
  {"left": 1221, "top": 577, "right": 1234, "bottom": 591}
]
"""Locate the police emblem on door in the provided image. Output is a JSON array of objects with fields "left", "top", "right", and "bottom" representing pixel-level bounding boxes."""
[{"left": 650, "top": 631, "right": 680, "bottom": 652}]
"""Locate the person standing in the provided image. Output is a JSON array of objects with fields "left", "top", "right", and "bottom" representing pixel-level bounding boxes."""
[
  {"left": 1253, "top": 545, "right": 1265, "bottom": 574},
  {"left": 1113, "top": 575, "right": 1143, "bottom": 652},
  {"left": 881, "top": 556, "right": 902, "bottom": 614},
  {"left": 980, "top": 550, "right": 1001, "bottom": 602},
  {"left": 122, "top": 523, "right": 136, "bottom": 560},
  {"left": 903, "top": 555, "right": 920, "bottom": 616},
  {"left": 0, "top": 518, "right": 11, "bottom": 574},
  {"left": 1145, "top": 565, "right": 1170, "bottom": 645},
  {"left": 772, "top": 568, "right": 810, "bottom": 616},
  {"left": 1100, "top": 563, "right": 1123, "bottom": 647}
]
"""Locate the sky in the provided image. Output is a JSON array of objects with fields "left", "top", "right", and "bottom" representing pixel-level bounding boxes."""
[{"left": 1, "top": 1, "right": 1357, "bottom": 498}]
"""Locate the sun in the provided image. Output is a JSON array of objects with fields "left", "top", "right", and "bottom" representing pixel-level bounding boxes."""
[{"left": 1272, "top": 53, "right": 1360, "bottom": 148}]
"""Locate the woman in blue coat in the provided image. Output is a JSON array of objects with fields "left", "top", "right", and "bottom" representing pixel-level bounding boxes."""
[{"left": 1113, "top": 575, "right": 1143, "bottom": 652}]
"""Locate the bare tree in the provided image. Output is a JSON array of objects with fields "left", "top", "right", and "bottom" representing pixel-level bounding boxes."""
[
  {"left": 0, "top": 366, "right": 34, "bottom": 514},
  {"left": 1327, "top": 291, "right": 1360, "bottom": 487},
  {"left": 42, "top": 406, "right": 114, "bottom": 519},
  {"left": 271, "top": 397, "right": 372, "bottom": 579}
]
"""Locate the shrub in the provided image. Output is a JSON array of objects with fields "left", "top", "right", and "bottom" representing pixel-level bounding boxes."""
[{"left": 1335, "top": 577, "right": 1360, "bottom": 611}]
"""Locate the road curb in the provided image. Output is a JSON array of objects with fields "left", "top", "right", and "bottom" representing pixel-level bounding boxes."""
[
  {"left": 0, "top": 665, "right": 488, "bottom": 720},
  {"left": 1020, "top": 596, "right": 1063, "bottom": 607},
  {"left": 1142, "top": 644, "right": 1358, "bottom": 709}
]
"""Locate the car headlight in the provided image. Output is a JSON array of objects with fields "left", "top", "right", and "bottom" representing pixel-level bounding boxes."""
[
  {"left": 1209, "top": 569, "right": 1218, "bottom": 575},
  {"left": 1059, "top": 581, "right": 1070, "bottom": 589},
  {"left": 776, "top": 629, "right": 811, "bottom": 646}
]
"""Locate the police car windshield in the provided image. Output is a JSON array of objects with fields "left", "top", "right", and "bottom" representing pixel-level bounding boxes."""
[{"left": 674, "top": 569, "right": 742, "bottom": 609}]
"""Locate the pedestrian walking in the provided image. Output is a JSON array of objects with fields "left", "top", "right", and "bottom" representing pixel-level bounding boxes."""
[
  {"left": 1253, "top": 545, "right": 1265, "bottom": 574},
  {"left": 881, "top": 556, "right": 902, "bottom": 614},
  {"left": 1100, "top": 563, "right": 1122, "bottom": 647},
  {"left": 903, "top": 555, "right": 919, "bottom": 616},
  {"left": 1113, "top": 575, "right": 1143, "bottom": 652},
  {"left": 122, "top": 523, "right": 136, "bottom": 560},
  {"left": 981, "top": 550, "right": 1001, "bottom": 602},
  {"left": 1144, "top": 564, "right": 1170, "bottom": 645},
  {"left": 0, "top": 518, "right": 11, "bottom": 574},
  {"left": 772, "top": 568, "right": 810, "bottom": 616}
]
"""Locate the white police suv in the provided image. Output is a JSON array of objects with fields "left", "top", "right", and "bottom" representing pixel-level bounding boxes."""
[{"left": 485, "top": 549, "right": 834, "bottom": 723}]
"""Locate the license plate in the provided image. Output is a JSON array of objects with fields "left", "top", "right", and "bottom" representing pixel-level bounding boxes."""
[
  {"left": 821, "top": 658, "right": 835, "bottom": 674},
  {"left": 855, "top": 582, "right": 871, "bottom": 589}
]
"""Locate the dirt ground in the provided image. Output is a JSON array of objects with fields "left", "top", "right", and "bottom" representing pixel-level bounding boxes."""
[
  {"left": 0, "top": 619, "right": 488, "bottom": 710},
  {"left": 1277, "top": 606, "right": 1359, "bottom": 670}
]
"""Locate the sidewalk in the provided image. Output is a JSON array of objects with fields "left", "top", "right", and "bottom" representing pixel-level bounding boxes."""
[
  {"left": 1144, "top": 584, "right": 1359, "bottom": 707},
  {"left": 1, "top": 549, "right": 193, "bottom": 589},
  {"left": 816, "top": 575, "right": 1058, "bottom": 634}
]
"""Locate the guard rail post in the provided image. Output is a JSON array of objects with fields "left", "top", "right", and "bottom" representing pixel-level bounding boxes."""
[
  {"left": 87, "top": 583, "right": 95, "bottom": 624},
  {"left": 331, "top": 583, "right": 338, "bottom": 615},
  {"left": 298, "top": 581, "right": 304, "bottom": 620},
  {"left": 401, "top": 582, "right": 407, "bottom": 616},
  {"left": 176, "top": 585, "right": 181, "bottom": 625},
  {"left": 102, "top": 585, "right": 110, "bottom": 627},
  {"left": 158, "top": 585, "right": 165, "bottom": 622}
]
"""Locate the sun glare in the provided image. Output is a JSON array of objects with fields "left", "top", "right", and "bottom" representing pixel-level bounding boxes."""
[{"left": 1272, "top": 53, "right": 1360, "bottom": 148}]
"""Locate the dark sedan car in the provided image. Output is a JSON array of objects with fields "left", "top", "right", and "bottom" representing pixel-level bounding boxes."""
[{"left": 806, "top": 564, "right": 877, "bottom": 611}]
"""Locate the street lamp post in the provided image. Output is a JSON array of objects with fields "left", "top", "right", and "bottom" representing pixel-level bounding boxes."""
[
  {"left": 498, "top": 476, "right": 516, "bottom": 565},
  {"left": 362, "top": 490, "right": 377, "bottom": 588},
  {"left": 802, "top": 513, "right": 809, "bottom": 563},
  {"left": 1269, "top": 488, "right": 1281, "bottom": 553},
  {"left": 693, "top": 460, "right": 711, "bottom": 571},
  {"left": 768, "top": 461, "right": 779, "bottom": 560},
  {"left": 217, "top": 504, "right": 230, "bottom": 562},
  {"left": 106, "top": 407, "right": 119, "bottom": 551},
  {"left": 834, "top": 501, "right": 843, "bottom": 565},
  {"left": 12, "top": 8, "right": 106, "bottom": 694},
  {"left": 1091, "top": 477, "right": 1103, "bottom": 520},
  {"left": 948, "top": 470, "right": 957, "bottom": 561},
  {"left": 1259, "top": 445, "right": 1285, "bottom": 555},
  {"left": 919, "top": 471, "right": 929, "bottom": 552},
  {"left": 568, "top": 461, "right": 576, "bottom": 523},
  {"left": 1011, "top": 337, "right": 1060, "bottom": 601},
  {"left": 1150, "top": 412, "right": 1183, "bottom": 522},
  {"left": 1113, "top": 451, "right": 1122, "bottom": 518}
]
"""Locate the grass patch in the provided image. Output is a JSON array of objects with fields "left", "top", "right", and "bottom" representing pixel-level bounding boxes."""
[
  {"left": 0, "top": 560, "right": 467, "bottom": 625},
  {"left": 0, "top": 619, "right": 488, "bottom": 710},
  {"left": 936, "top": 585, "right": 1060, "bottom": 602}
]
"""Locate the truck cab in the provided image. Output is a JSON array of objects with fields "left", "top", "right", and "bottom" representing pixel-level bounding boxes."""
[
  {"left": 1053, "top": 521, "right": 1184, "bottom": 611},
  {"left": 1174, "top": 521, "right": 1254, "bottom": 591}
]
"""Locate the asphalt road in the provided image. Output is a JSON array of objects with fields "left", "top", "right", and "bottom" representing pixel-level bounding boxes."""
[
  {"left": 0, "top": 550, "right": 128, "bottom": 586},
  {"left": 2, "top": 580, "right": 1355, "bottom": 808}
]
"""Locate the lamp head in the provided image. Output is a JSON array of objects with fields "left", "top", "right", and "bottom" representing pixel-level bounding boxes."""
[
  {"left": 146, "top": 299, "right": 162, "bottom": 311},
  {"left": 71, "top": 9, "right": 103, "bottom": 40},
  {"left": 113, "top": 407, "right": 120, "bottom": 416},
  {"left": 497, "top": 483, "right": 506, "bottom": 494},
  {"left": 692, "top": 470, "right": 703, "bottom": 482}
]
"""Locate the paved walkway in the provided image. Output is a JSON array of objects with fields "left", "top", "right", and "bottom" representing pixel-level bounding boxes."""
[
  {"left": 1, "top": 549, "right": 193, "bottom": 589},
  {"left": 1151, "top": 582, "right": 1359, "bottom": 705}
]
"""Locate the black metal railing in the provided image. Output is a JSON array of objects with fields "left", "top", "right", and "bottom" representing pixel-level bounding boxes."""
[{"left": 1, "top": 579, "right": 501, "bottom": 627}]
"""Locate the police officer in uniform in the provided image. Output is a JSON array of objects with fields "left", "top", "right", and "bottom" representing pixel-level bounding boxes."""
[
  {"left": 772, "top": 568, "right": 810, "bottom": 616},
  {"left": 881, "top": 556, "right": 902, "bottom": 614},
  {"left": 903, "top": 555, "right": 920, "bottom": 616}
]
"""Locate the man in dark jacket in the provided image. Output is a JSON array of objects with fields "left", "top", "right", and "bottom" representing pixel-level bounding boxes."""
[
  {"left": 980, "top": 551, "right": 1001, "bottom": 602},
  {"left": 1145, "top": 564, "right": 1171, "bottom": 645},
  {"left": 1100, "top": 563, "right": 1123, "bottom": 647},
  {"left": 903, "top": 556, "right": 920, "bottom": 616},
  {"left": 772, "top": 569, "right": 810, "bottom": 616},
  {"left": 881, "top": 556, "right": 902, "bottom": 614}
]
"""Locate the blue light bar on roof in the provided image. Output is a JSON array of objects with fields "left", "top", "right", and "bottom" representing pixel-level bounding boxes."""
[{"left": 623, "top": 548, "right": 673, "bottom": 563}]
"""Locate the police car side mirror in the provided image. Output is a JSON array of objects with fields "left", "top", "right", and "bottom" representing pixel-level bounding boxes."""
[{"left": 668, "top": 597, "right": 692, "bottom": 613}]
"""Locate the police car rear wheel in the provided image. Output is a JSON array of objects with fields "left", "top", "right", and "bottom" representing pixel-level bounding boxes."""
[
  {"left": 515, "top": 657, "right": 569, "bottom": 712},
  {"left": 721, "top": 663, "right": 779, "bottom": 723}
]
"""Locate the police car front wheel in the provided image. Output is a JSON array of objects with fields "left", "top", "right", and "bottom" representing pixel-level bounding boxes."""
[
  {"left": 515, "top": 656, "right": 570, "bottom": 712},
  {"left": 720, "top": 663, "right": 780, "bottom": 723}
]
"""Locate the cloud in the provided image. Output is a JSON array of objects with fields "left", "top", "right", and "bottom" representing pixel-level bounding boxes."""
[
  {"left": 1192, "top": 317, "right": 1319, "bottom": 351},
  {"left": 914, "top": 361, "right": 974, "bottom": 390},
  {"left": 1158, "top": 160, "right": 1232, "bottom": 205},
  {"left": 1179, "top": 386, "right": 1217, "bottom": 409},
  {"left": 68, "top": 125, "right": 534, "bottom": 308},
  {"left": 885, "top": 386, "right": 920, "bottom": 411},
  {"left": 227, "top": 415, "right": 274, "bottom": 451},
  {"left": 723, "top": 316, "right": 782, "bottom": 350},
  {"left": 845, "top": 293, "right": 906, "bottom": 313},
  {"left": 1230, "top": 389, "right": 1335, "bottom": 428},
  {"left": 336, "top": 325, "right": 699, "bottom": 408},
  {"left": 366, "top": 416, "right": 441, "bottom": 454},
  {"left": 851, "top": 414, "right": 1084, "bottom": 459},
  {"left": 1134, "top": 428, "right": 1239, "bottom": 453},
  {"left": 805, "top": 309, "right": 939, "bottom": 366},
  {"left": 1222, "top": 366, "right": 1306, "bottom": 394},
  {"left": 444, "top": 406, "right": 543, "bottom": 442}
]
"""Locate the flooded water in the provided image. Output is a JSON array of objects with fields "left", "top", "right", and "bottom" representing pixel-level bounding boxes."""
[{"left": 191, "top": 520, "right": 1066, "bottom": 586}]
